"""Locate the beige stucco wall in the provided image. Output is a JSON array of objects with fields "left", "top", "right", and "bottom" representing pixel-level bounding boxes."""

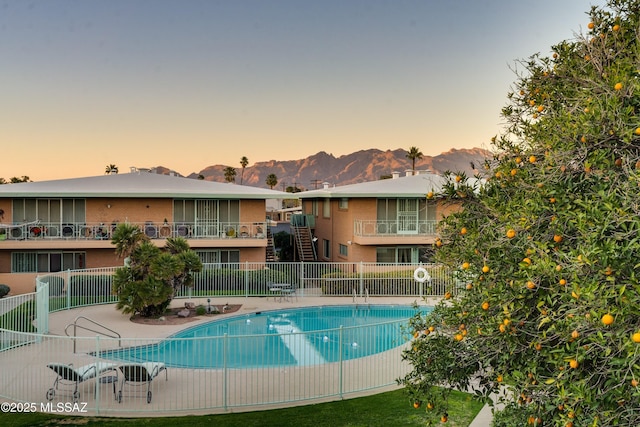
[
  {"left": 0, "top": 272, "right": 36, "bottom": 295},
  {"left": 86, "top": 198, "right": 174, "bottom": 225}
]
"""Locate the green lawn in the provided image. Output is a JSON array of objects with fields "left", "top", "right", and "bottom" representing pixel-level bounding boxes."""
[{"left": 0, "top": 388, "right": 483, "bottom": 427}]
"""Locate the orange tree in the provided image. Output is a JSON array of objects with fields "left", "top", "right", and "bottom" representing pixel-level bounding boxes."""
[{"left": 399, "top": 1, "right": 640, "bottom": 425}]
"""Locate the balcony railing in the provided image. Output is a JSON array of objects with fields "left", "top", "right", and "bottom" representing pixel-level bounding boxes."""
[
  {"left": 353, "top": 220, "right": 437, "bottom": 237},
  {"left": 0, "top": 221, "right": 268, "bottom": 241}
]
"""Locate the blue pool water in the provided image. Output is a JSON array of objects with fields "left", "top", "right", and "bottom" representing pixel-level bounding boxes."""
[{"left": 101, "top": 305, "right": 431, "bottom": 369}]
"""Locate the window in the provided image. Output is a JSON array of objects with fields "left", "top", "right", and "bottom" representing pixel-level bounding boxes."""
[
  {"left": 323, "top": 198, "right": 331, "bottom": 218},
  {"left": 195, "top": 250, "right": 240, "bottom": 264},
  {"left": 339, "top": 244, "right": 348, "bottom": 257},
  {"left": 338, "top": 198, "right": 348, "bottom": 210},
  {"left": 375, "top": 247, "right": 420, "bottom": 263},
  {"left": 12, "top": 251, "right": 85, "bottom": 273},
  {"left": 13, "top": 198, "right": 85, "bottom": 224},
  {"left": 312, "top": 200, "right": 319, "bottom": 216},
  {"left": 323, "top": 239, "right": 330, "bottom": 259}
]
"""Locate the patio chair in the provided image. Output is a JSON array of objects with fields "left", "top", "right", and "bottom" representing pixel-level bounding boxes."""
[
  {"left": 117, "top": 362, "right": 167, "bottom": 404},
  {"left": 46, "top": 362, "right": 118, "bottom": 402},
  {"left": 280, "top": 283, "right": 298, "bottom": 302}
]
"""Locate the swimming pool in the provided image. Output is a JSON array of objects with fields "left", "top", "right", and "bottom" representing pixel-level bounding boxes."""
[{"left": 101, "top": 305, "right": 431, "bottom": 369}]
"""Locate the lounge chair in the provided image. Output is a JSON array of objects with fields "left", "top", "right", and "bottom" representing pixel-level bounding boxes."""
[
  {"left": 46, "top": 362, "right": 118, "bottom": 402},
  {"left": 117, "top": 362, "right": 167, "bottom": 404}
]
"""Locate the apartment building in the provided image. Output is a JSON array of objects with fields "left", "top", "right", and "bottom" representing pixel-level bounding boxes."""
[
  {"left": 295, "top": 171, "right": 463, "bottom": 263},
  {"left": 0, "top": 169, "right": 287, "bottom": 292}
]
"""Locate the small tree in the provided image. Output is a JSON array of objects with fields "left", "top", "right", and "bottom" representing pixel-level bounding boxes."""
[
  {"left": 399, "top": 1, "right": 640, "bottom": 425},
  {"left": 111, "top": 224, "right": 202, "bottom": 317}
]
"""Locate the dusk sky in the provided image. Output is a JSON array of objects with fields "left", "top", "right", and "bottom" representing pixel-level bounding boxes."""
[{"left": 2, "top": 0, "right": 604, "bottom": 181}]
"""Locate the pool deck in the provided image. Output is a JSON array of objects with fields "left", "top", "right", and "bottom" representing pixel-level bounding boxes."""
[{"left": 39, "top": 296, "right": 493, "bottom": 424}]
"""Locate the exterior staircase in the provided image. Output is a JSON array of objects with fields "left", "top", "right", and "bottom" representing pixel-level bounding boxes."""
[
  {"left": 293, "top": 226, "right": 317, "bottom": 261},
  {"left": 266, "top": 227, "right": 276, "bottom": 262}
]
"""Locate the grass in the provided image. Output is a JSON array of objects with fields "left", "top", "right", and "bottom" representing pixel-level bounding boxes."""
[{"left": 0, "top": 388, "right": 483, "bottom": 427}]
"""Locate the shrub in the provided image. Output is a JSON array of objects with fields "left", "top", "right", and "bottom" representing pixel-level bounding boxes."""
[{"left": 0, "top": 284, "right": 10, "bottom": 298}]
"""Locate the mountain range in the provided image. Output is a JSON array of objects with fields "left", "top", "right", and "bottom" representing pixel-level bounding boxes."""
[{"left": 157, "top": 147, "right": 491, "bottom": 190}]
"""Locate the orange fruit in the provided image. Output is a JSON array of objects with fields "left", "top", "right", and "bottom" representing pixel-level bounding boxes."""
[
  {"left": 444, "top": 291, "right": 452, "bottom": 299},
  {"left": 481, "top": 301, "right": 490, "bottom": 310},
  {"left": 632, "top": 379, "right": 639, "bottom": 387},
  {"left": 499, "top": 324, "right": 506, "bottom": 333},
  {"left": 522, "top": 257, "right": 532, "bottom": 265},
  {"left": 440, "top": 415, "right": 448, "bottom": 423},
  {"left": 569, "top": 359, "right": 579, "bottom": 369},
  {"left": 461, "top": 262, "right": 470, "bottom": 270},
  {"left": 537, "top": 105, "right": 544, "bottom": 112},
  {"left": 515, "top": 156, "right": 522, "bottom": 163},
  {"left": 455, "top": 175, "right": 462, "bottom": 182},
  {"left": 435, "top": 238, "right": 442, "bottom": 247},
  {"left": 632, "top": 332, "right": 640, "bottom": 343},
  {"left": 482, "top": 265, "right": 490, "bottom": 273},
  {"left": 553, "top": 234, "right": 563, "bottom": 243},
  {"left": 427, "top": 402, "right": 434, "bottom": 410},
  {"left": 413, "top": 401, "right": 421, "bottom": 409},
  {"left": 588, "top": 22, "right": 595, "bottom": 29},
  {"left": 549, "top": 197, "right": 556, "bottom": 203},
  {"left": 496, "top": 374, "right": 503, "bottom": 383},
  {"left": 526, "top": 281, "right": 536, "bottom": 289},
  {"left": 426, "top": 191, "right": 434, "bottom": 199},
  {"left": 613, "top": 24, "right": 620, "bottom": 31},
  {"left": 460, "top": 227, "right": 467, "bottom": 235},
  {"left": 571, "top": 330, "right": 580, "bottom": 339},
  {"left": 454, "top": 333, "right": 463, "bottom": 341},
  {"left": 529, "top": 155, "right": 537, "bottom": 163},
  {"left": 602, "top": 313, "right": 614, "bottom": 325},
  {"left": 506, "top": 229, "right": 516, "bottom": 238},
  {"left": 559, "top": 278, "right": 567, "bottom": 286},
  {"left": 615, "top": 82, "right": 623, "bottom": 91},
  {"left": 535, "top": 342, "right": 542, "bottom": 351},
  {"left": 635, "top": 127, "right": 640, "bottom": 135},
  {"left": 465, "top": 283, "right": 473, "bottom": 290}
]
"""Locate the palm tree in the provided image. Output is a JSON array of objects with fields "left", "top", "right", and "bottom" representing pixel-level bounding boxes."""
[
  {"left": 406, "top": 146, "right": 423, "bottom": 174},
  {"left": 239, "top": 156, "right": 249, "bottom": 185},
  {"left": 111, "top": 223, "right": 149, "bottom": 260},
  {"left": 105, "top": 164, "right": 118, "bottom": 174},
  {"left": 266, "top": 173, "right": 278, "bottom": 189},
  {"left": 223, "top": 166, "right": 237, "bottom": 183}
]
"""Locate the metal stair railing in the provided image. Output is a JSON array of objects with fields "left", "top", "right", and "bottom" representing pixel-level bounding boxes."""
[{"left": 64, "top": 316, "right": 122, "bottom": 353}]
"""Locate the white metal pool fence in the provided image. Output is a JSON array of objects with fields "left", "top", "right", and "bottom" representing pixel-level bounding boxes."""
[
  {"left": 0, "top": 262, "right": 454, "bottom": 415},
  {"left": 31, "top": 261, "right": 455, "bottom": 312}
]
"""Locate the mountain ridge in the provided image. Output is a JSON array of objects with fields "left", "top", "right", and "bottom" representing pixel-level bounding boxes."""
[{"left": 157, "top": 147, "right": 490, "bottom": 190}]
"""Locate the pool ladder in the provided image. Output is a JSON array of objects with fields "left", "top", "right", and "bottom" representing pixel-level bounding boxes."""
[
  {"left": 65, "top": 316, "right": 122, "bottom": 353},
  {"left": 352, "top": 288, "right": 369, "bottom": 304}
]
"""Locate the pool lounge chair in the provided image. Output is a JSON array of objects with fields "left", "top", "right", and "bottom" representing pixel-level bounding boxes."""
[
  {"left": 46, "top": 362, "right": 118, "bottom": 402},
  {"left": 117, "top": 362, "right": 167, "bottom": 404}
]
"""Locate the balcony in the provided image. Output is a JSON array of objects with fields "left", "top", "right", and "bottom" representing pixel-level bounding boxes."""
[
  {"left": 0, "top": 221, "right": 268, "bottom": 247},
  {"left": 352, "top": 219, "right": 438, "bottom": 246}
]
